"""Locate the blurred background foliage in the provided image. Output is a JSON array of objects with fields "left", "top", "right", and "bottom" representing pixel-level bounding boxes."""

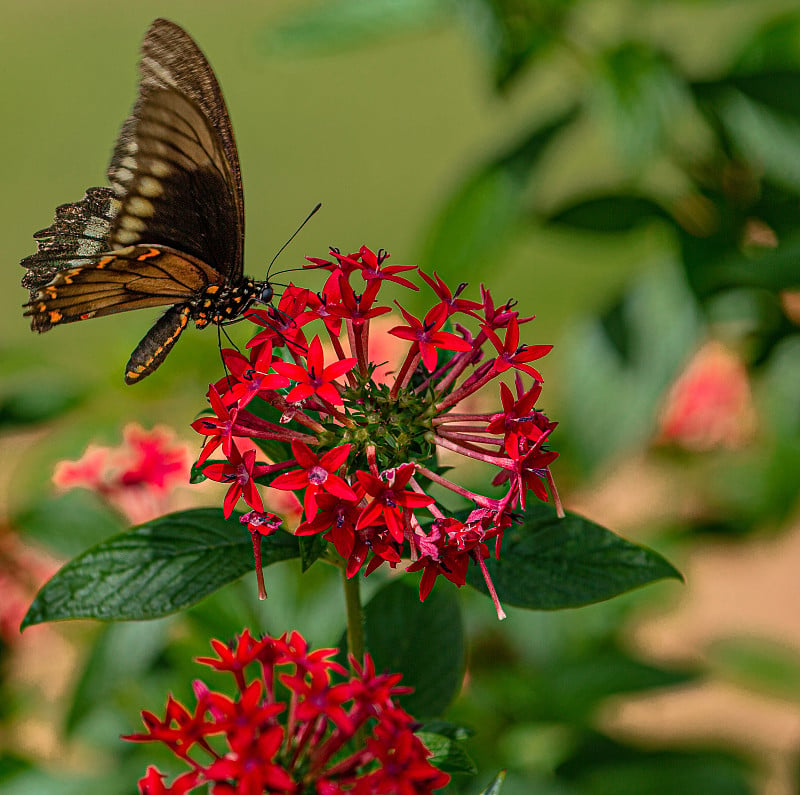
[{"left": 3, "top": 0, "right": 800, "bottom": 793}]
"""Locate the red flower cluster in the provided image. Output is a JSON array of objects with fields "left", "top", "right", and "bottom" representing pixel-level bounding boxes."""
[
  {"left": 127, "top": 629, "right": 449, "bottom": 795},
  {"left": 193, "top": 246, "right": 562, "bottom": 618},
  {"left": 54, "top": 423, "right": 192, "bottom": 524}
]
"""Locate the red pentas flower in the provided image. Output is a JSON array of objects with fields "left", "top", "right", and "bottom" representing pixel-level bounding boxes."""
[
  {"left": 192, "top": 245, "right": 562, "bottom": 618},
  {"left": 126, "top": 630, "right": 449, "bottom": 795},
  {"left": 54, "top": 423, "right": 191, "bottom": 524}
]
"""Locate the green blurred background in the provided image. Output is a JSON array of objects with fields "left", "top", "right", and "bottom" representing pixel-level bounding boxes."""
[{"left": 4, "top": 0, "right": 800, "bottom": 793}]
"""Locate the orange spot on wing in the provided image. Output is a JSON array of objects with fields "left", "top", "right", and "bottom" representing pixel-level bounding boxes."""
[{"left": 136, "top": 248, "right": 161, "bottom": 261}]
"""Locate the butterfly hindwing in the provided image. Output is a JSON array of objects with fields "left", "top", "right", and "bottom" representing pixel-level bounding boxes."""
[
  {"left": 21, "top": 187, "right": 119, "bottom": 297},
  {"left": 23, "top": 246, "right": 221, "bottom": 331}
]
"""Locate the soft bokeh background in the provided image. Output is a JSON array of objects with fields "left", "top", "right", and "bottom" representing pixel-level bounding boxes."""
[{"left": 3, "top": 1, "right": 800, "bottom": 793}]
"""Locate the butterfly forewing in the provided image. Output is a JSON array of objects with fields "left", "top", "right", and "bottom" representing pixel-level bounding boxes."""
[
  {"left": 110, "top": 17, "right": 244, "bottom": 278},
  {"left": 109, "top": 89, "right": 241, "bottom": 273}
]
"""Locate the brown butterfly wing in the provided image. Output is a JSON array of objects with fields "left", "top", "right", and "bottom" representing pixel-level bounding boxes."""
[
  {"left": 108, "top": 18, "right": 244, "bottom": 277},
  {"left": 23, "top": 245, "right": 220, "bottom": 331}
]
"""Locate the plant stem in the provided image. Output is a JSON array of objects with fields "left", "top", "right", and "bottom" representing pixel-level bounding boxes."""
[{"left": 342, "top": 569, "right": 365, "bottom": 667}]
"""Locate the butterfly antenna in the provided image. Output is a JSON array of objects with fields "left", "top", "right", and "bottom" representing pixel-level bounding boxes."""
[{"left": 265, "top": 202, "right": 322, "bottom": 280}]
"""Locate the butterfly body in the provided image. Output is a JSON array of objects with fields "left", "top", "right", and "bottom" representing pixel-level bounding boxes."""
[{"left": 21, "top": 19, "right": 268, "bottom": 383}]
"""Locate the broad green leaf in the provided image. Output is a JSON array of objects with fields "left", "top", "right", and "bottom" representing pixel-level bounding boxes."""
[
  {"left": 362, "top": 579, "right": 464, "bottom": 718},
  {"left": 478, "top": 770, "right": 507, "bottom": 795},
  {"left": 417, "top": 731, "right": 477, "bottom": 774},
  {"left": 549, "top": 195, "right": 670, "bottom": 232},
  {"left": 466, "top": 503, "right": 681, "bottom": 610},
  {"left": 263, "top": 0, "right": 447, "bottom": 53},
  {"left": 21, "top": 509, "right": 301, "bottom": 627}
]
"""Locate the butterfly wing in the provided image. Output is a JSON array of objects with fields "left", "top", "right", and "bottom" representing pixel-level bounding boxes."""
[
  {"left": 24, "top": 245, "right": 221, "bottom": 331},
  {"left": 20, "top": 19, "right": 247, "bottom": 382},
  {"left": 108, "top": 18, "right": 244, "bottom": 277}
]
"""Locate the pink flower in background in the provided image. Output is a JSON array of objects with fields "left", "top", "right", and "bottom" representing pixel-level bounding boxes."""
[
  {"left": 658, "top": 341, "right": 757, "bottom": 451},
  {"left": 53, "top": 424, "right": 192, "bottom": 524}
]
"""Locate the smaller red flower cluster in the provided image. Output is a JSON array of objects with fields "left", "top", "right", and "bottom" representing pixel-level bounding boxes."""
[
  {"left": 54, "top": 423, "right": 191, "bottom": 524},
  {"left": 127, "top": 629, "right": 449, "bottom": 795},
  {"left": 192, "top": 245, "right": 562, "bottom": 617}
]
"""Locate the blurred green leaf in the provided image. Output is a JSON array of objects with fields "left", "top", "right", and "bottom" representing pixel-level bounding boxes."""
[
  {"left": 422, "top": 107, "right": 577, "bottom": 277},
  {"left": 65, "top": 620, "right": 171, "bottom": 734},
  {"left": 15, "top": 490, "right": 124, "bottom": 558},
  {"left": 562, "top": 261, "right": 701, "bottom": 469},
  {"left": 557, "top": 733, "right": 754, "bottom": 795},
  {"left": 709, "top": 637, "right": 800, "bottom": 701},
  {"left": 361, "top": 578, "right": 464, "bottom": 717},
  {"left": 417, "top": 730, "right": 477, "bottom": 774},
  {"left": 21, "top": 509, "right": 301, "bottom": 626},
  {"left": 733, "top": 12, "right": 800, "bottom": 72},
  {"left": 548, "top": 195, "right": 670, "bottom": 232},
  {"left": 717, "top": 89, "right": 800, "bottom": 192},
  {"left": 0, "top": 375, "right": 82, "bottom": 428},
  {"left": 262, "top": 0, "right": 448, "bottom": 54},
  {"left": 458, "top": 0, "right": 575, "bottom": 90},
  {"left": 466, "top": 503, "right": 681, "bottom": 610},
  {"left": 590, "top": 43, "right": 687, "bottom": 166},
  {"left": 694, "top": 231, "right": 800, "bottom": 294},
  {"left": 529, "top": 647, "right": 697, "bottom": 722}
]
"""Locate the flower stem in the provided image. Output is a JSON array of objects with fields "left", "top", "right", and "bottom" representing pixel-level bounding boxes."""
[{"left": 342, "top": 569, "right": 365, "bottom": 667}]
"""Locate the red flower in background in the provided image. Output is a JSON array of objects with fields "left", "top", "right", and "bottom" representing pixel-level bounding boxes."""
[
  {"left": 54, "top": 423, "right": 191, "bottom": 524},
  {"left": 127, "top": 630, "right": 449, "bottom": 795}
]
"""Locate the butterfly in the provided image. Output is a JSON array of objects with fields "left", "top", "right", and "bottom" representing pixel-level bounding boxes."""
[{"left": 21, "top": 18, "right": 274, "bottom": 384}]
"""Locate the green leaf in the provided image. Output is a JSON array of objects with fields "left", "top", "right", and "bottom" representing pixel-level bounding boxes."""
[
  {"left": 21, "top": 509, "right": 301, "bottom": 627},
  {"left": 0, "top": 375, "right": 82, "bottom": 428},
  {"left": 299, "top": 533, "right": 326, "bottom": 571},
  {"left": 549, "top": 195, "right": 670, "bottom": 232},
  {"left": 466, "top": 503, "right": 681, "bottom": 610},
  {"left": 558, "top": 734, "right": 753, "bottom": 795},
  {"left": 422, "top": 108, "right": 577, "bottom": 279},
  {"left": 65, "top": 620, "right": 171, "bottom": 734},
  {"left": 732, "top": 13, "right": 800, "bottom": 73},
  {"left": 478, "top": 770, "right": 507, "bottom": 795},
  {"left": 362, "top": 579, "right": 464, "bottom": 718},
  {"left": 716, "top": 89, "right": 800, "bottom": 192},
  {"left": 562, "top": 260, "right": 701, "bottom": 470},
  {"left": 417, "top": 731, "right": 477, "bottom": 774},
  {"left": 590, "top": 43, "right": 688, "bottom": 165},
  {"left": 708, "top": 637, "right": 800, "bottom": 701},
  {"left": 457, "top": 0, "right": 575, "bottom": 91},
  {"left": 263, "top": 0, "right": 448, "bottom": 54}
]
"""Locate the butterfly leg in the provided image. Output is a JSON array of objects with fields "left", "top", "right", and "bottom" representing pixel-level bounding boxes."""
[{"left": 125, "top": 304, "right": 191, "bottom": 384}]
